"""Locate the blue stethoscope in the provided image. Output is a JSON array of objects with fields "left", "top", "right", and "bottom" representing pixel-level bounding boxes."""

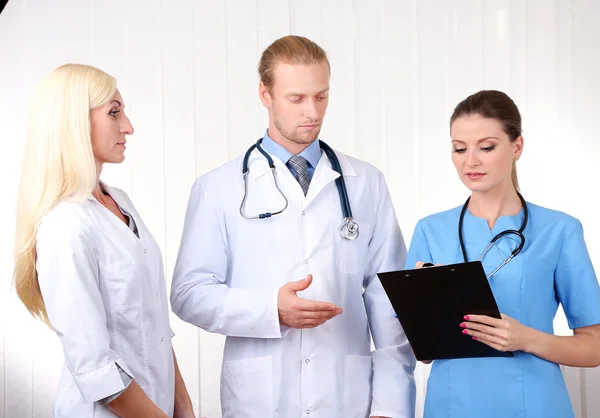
[
  {"left": 457, "top": 192, "right": 528, "bottom": 279},
  {"left": 240, "top": 138, "right": 360, "bottom": 240}
]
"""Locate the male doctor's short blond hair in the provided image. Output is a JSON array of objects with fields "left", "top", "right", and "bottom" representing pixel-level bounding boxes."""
[
  {"left": 258, "top": 35, "right": 331, "bottom": 92},
  {"left": 14, "top": 64, "right": 117, "bottom": 325}
]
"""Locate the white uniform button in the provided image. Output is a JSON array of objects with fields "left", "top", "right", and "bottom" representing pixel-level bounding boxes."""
[
  {"left": 156, "top": 293, "right": 159, "bottom": 297},
  {"left": 306, "top": 409, "right": 311, "bottom": 415},
  {"left": 304, "top": 259, "right": 308, "bottom": 264},
  {"left": 160, "top": 337, "right": 164, "bottom": 342},
  {"left": 305, "top": 358, "right": 310, "bottom": 363},
  {"left": 302, "top": 211, "right": 306, "bottom": 215},
  {"left": 143, "top": 249, "right": 148, "bottom": 254}
]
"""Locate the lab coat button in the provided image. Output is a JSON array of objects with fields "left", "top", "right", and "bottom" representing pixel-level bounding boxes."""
[
  {"left": 143, "top": 249, "right": 148, "bottom": 254},
  {"left": 160, "top": 337, "right": 164, "bottom": 342},
  {"left": 304, "top": 259, "right": 308, "bottom": 264},
  {"left": 156, "top": 293, "right": 159, "bottom": 297},
  {"left": 306, "top": 409, "right": 311, "bottom": 415},
  {"left": 305, "top": 358, "right": 310, "bottom": 363},
  {"left": 301, "top": 211, "right": 306, "bottom": 215}
]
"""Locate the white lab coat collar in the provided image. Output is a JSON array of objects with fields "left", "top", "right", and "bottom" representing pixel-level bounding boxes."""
[
  {"left": 86, "top": 181, "right": 111, "bottom": 202},
  {"left": 247, "top": 147, "right": 358, "bottom": 181},
  {"left": 246, "top": 147, "right": 358, "bottom": 211},
  {"left": 86, "top": 181, "right": 130, "bottom": 210}
]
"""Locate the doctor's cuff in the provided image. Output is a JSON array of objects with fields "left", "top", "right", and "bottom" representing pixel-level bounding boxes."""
[
  {"left": 99, "top": 365, "right": 133, "bottom": 405},
  {"left": 72, "top": 358, "right": 134, "bottom": 403},
  {"left": 273, "top": 288, "right": 290, "bottom": 338}
]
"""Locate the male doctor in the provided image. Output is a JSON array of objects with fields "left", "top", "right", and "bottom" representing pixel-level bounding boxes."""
[{"left": 171, "top": 35, "right": 416, "bottom": 418}]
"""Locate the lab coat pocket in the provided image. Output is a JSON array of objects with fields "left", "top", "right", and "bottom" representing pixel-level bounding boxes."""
[
  {"left": 335, "top": 221, "right": 371, "bottom": 275},
  {"left": 99, "top": 258, "right": 141, "bottom": 308},
  {"left": 343, "top": 354, "right": 373, "bottom": 417},
  {"left": 221, "top": 356, "right": 274, "bottom": 418}
]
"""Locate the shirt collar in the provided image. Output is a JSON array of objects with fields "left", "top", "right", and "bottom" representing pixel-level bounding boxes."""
[{"left": 261, "top": 129, "right": 322, "bottom": 168}]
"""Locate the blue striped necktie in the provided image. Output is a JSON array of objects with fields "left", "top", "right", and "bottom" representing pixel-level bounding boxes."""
[{"left": 287, "top": 155, "right": 310, "bottom": 195}]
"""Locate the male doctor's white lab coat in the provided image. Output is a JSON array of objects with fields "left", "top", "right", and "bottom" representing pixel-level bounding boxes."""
[{"left": 171, "top": 146, "right": 416, "bottom": 418}]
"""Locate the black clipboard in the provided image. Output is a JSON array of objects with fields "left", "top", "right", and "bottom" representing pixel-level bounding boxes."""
[{"left": 378, "top": 261, "right": 513, "bottom": 361}]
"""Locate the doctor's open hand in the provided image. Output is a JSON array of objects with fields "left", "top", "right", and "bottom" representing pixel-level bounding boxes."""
[
  {"left": 278, "top": 274, "right": 343, "bottom": 328},
  {"left": 462, "top": 313, "right": 536, "bottom": 352}
]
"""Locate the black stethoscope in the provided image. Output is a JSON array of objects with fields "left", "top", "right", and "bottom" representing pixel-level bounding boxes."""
[
  {"left": 458, "top": 192, "right": 528, "bottom": 279},
  {"left": 239, "top": 138, "right": 360, "bottom": 240}
]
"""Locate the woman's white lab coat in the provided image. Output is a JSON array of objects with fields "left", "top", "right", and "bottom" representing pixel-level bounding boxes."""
[
  {"left": 171, "top": 147, "right": 416, "bottom": 418},
  {"left": 36, "top": 185, "right": 175, "bottom": 417}
]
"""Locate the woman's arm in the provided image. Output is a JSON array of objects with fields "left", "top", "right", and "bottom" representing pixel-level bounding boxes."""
[
  {"left": 173, "top": 350, "right": 195, "bottom": 418},
  {"left": 36, "top": 210, "right": 172, "bottom": 416},
  {"left": 465, "top": 217, "right": 600, "bottom": 367},
  {"left": 528, "top": 324, "right": 600, "bottom": 367},
  {"left": 463, "top": 314, "right": 600, "bottom": 367},
  {"left": 106, "top": 380, "right": 169, "bottom": 418}
]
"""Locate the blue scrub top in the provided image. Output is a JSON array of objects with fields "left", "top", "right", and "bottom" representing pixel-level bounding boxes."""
[{"left": 405, "top": 202, "right": 600, "bottom": 418}]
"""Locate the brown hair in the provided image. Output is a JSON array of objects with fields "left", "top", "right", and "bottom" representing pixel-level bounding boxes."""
[
  {"left": 258, "top": 35, "right": 330, "bottom": 92},
  {"left": 450, "top": 90, "right": 522, "bottom": 191}
]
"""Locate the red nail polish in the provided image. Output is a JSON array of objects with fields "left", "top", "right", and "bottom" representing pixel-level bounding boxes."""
[
  {"left": 464, "top": 315, "right": 470, "bottom": 320},
  {"left": 472, "top": 336, "right": 478, "bottom": 341},
  {"left": 462, "top": 329, "right": 468, "bottom": 334},
  {"left": 460, "top": 323, "right": 466, "bottom": 328}
]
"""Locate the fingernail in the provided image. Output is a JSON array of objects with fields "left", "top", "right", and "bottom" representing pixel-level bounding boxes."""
[
  {"left": 464, "top": 315, "right": 470, "bottom": 320},
  {"left": 462, "top": 329, "right": 468, "bottom": 334},
  {"left": 460, "top": 323, "right": 466, "bottom": 328},
  {"left": 472, "top": 336, "right": 478, "bottom": 341}
]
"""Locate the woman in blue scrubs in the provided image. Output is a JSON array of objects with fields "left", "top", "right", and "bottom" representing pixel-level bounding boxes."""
[{"left": 407, "top": 90, "right": 600, "bottom": 418}]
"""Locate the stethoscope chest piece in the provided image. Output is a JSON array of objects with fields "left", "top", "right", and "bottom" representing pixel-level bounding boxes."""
[
  {"left": 341, "top": 217, "right": 359, "bottom": 240},
  {"left": 242, "top": 138, "right": 360, "bottom": 241}
]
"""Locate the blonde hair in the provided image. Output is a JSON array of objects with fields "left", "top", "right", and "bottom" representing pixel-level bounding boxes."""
[
  {"left": 258, "top": 35, "right": 330, "bottom": 92},
  {"left": 14, "top": 64, "right": 117, "bottom": 325}
]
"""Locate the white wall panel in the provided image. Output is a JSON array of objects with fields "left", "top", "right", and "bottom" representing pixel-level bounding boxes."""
[
  {"left": 354, "top": 0, "right": 385, "bottom": 169},
  {"left": 381, "top": 0, "right": 419, "bottom": 230},
  {"left": 416, "top": 0, "right": 455, "bottom": 218},
  {"left": 0, "top": 4, "right": 27, "bottom": 418},
  {"left": 225, "top": 0, "right": 261, "bottom": 156},
  {"left": 191, "top": 4, "right": 229, "bottom": 413},
  {"left": 160, "top": 1, "right": 201, "bottom": 415},
  {"left": 481, "top": 0, "right": 511, "bottom": 91},
  {"left": 289, "top": 0, "right": 321, "bottom": 44},
  {"left": 320, "top": 0, "right": 355, "bottom": 155},
  {"left": 94, "top": 0, "right": 132, "bottom": 191}
]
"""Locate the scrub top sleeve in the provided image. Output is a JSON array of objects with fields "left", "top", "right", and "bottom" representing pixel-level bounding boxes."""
[
  {"left": 404, "top": 220, "right": 433, "bottom": 270},
  {"left": 554, "top": 218, "right": 600, "bottom": 329}
]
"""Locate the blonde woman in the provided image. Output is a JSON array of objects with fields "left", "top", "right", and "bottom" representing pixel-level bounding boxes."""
[{"left": 13, "top": 64, "right": 194, "bottom": 418}]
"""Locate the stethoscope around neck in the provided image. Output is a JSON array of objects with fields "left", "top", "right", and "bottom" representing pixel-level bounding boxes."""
[
  {"left": 458, "top": 192, "right": 528, "bottom": 279},
  {"left": 239, "top": 138, "right": 360, "bottom": 240}
]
